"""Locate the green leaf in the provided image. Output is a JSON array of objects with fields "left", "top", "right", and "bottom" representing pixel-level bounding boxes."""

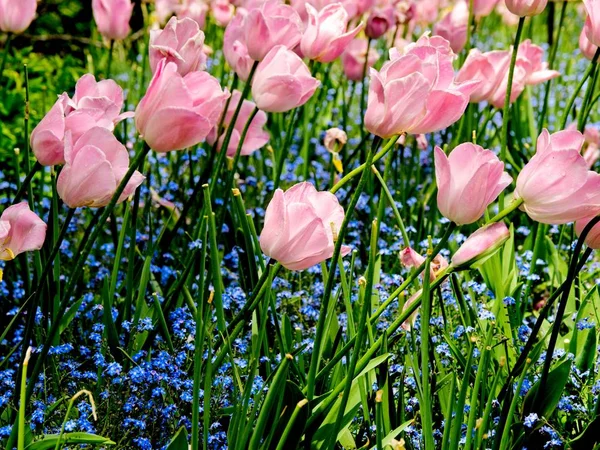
[
  {"left": 570, "top": 415, "right": 600, "bottom": 450},
  {"left": 25, "top": 432, "right": 115, "bottom": 449},
  {"left": 523, "top": 358, "right": 571, "bottom": 418},
  {"left": 166, "top": 426, "right": 189, "bottom": 450},
  {"left": 575, "top": 327, "right": 597, "bottom": 373}
]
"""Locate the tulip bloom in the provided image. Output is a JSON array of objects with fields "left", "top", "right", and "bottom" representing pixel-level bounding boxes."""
[
  {"left": 243, "top": 0, "right": 302, "bottom": 61},
  {"left": 515, "top": 129, "right": 600, "bottom": 224},
  {"left": 0, "top": 203, "right": 46, "bottom": 261},
  {"left": 211, "top": 0, "right": 235, "bottom": 26},
  {"left": 301, "top": 3, "right": 362, "bottom": 63},
  {"left": 57, "top": 128, "right": 145, "bottom": 209},
  {"left": 365, "top": 35, "right": 478, "bottom": 138},
  {"left": 451, "top": 222, "right": 510, "bottom": 267},
  {"left": 435, "top": 144, "right": 512, "bottom": 225},
  {"left": 223, "top": 11, "right": 254, "bottom": 81},
  {"left": 251, "top": 46, "right": 320, "bottom": 113},
  {"left": 0, "top": 0, "right": 37, "bottom": 34},
  {"left": 341, "top": 38, "right": 379, "bottom": 81},
  {"left": 260, "top": 182, "right": 351, "bottom": 271},
  {"left": 580, "top": 27, "right": 598, "bottom": 60},
  {"left": 575, "top": 215, "right": 600, "bottom": 249},
  {"left": 136, "top": 59, "right": 229, "bottom": 152},
  {"left": 433, "top": 1, "right": 469, "bottom": 53},
  {"left": 92, "top": 0, "right": 134, "bottom": 41},
  {"left": 31, "top": 74, "right": 132, "bottom": 166},
  {"left": 473, "top": 0, "right": 499, "bottom": 17},
  {"left": 505, "top": 0, "right": 548, "bottom": 17},
  {"left": 399, "top": 247, "right": 449, "bottom": 281},
  {"left": 149, "top": 17, "right": 206, "bottom": 76},
  {"left": 456, "top": 49, "right": 501, "bottom": 103},
  {"left": 365, "top": 7, "right": 394, "bottom": 40},
  {"left": 206, "top": 90, "right": 269, "bottom": 157},
  {"left": 585, "top": 0, "right": 600, "bottom": 47}
]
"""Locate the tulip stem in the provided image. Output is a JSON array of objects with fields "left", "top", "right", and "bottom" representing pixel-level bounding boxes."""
[
  {"left": 559, "top": 47, "right": 600, "bottom": 130},
  {"left": 306, "top": 135, "right": 381, "bottom": 402},
  {"left": 578, "top": 50, "right": 600, "bottom": 132},
  {"left": 372, "top": 164, "right": 410, "bottom": 247},
  {"left": 420, "top": 253, "right": 435, "bottom": 450},
  {"left": 499, "top": 16, "right": 525, "bottom": 210},
  {"left": 106, "top": 39, "right": 114, "bottom": 79},
  {"left": 0, "top": 32, "right": 12, "bottom": 85},
  {"left": 359, "top": 39, "right": 372, "bottom": 140},
  {"left": 534, "top": 215, "right": 600, "bottom": 412},
  {"left": 24, "top": 143, "right": 151, "bottom": 406},
  {"left": 486, "top": 196, "right": 523, "bottom": 224},
  {"left": 23, "top": 65, "right": 32, "bottom": 209},
  {"left": 274, "top": 106, "right": 299, "bottom": 189}
]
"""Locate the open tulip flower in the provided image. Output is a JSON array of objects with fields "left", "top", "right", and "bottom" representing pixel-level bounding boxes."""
[{"left": 0, "top": 203, "right": 46, "bottom": 261}]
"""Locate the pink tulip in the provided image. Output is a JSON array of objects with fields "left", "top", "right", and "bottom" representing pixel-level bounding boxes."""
[
  {"left": 243, "top": 0, "right": 302, "bottom": 61},
  {"left": 135, "top": 59, "right": 229, "bottom": 152},
  {"left": 365, "top": 7, "right": 394, "bottom": 40},
  {"left": 456, "top": 49, "right": 501, "bottom": 103},
  {"left": 0, "top": 0, "right": 36, "bottom": 34},
  {"left": 495, "top": 1, "right": 520, "bottom": 25},
  {"left": 223, "top": 10, "right": 254, "bottom": 81},
  {"left": 251, "top": 46, "right": 320, "bottom": 113},
  {"left": 206, "top": 90, "right": 269, "bottom": 157},
  {"left": 400, "top": 247, "right": 448, "bottom": 281},
  {"left": 149, "top": 17, "right": 206, "bottom": 76},
  {"left": 92, "top": 0, "right": 134, "bottom": 41},
  {"left": 341, "top": 38, "right": 380, "bottom": 81},
  {"left": 211, "top": 0, "right": 235, "bottom": 26},
  {"left": 515, "top": 129, "right": 600, "bottom": 224},
  {"left": 435, "top": 144, "right": 512, "bottom": 225},
  {"left": 57, "top": 128, "right": 145, "bottom": 208},
  {"left": 414, "top": 0, "right": 439, "bottom": 24},
  {"left": 179, "top": 0, "right": 210, "bottom": 28},
  {"left": 260, "top": 182, "right": 351, "bottom": 271},
  {"left": 0, "top": 203, "right": 46, "bottom": 261},
  {"left": 31, "top": 74, "right": 132, "bottom": 166},
  {"left": 451, "top": 222, "right": 510, "bottom": 267},
  {"left": 433, "top": 1, "right": 468, "bottom": 53},
  {"left": 473, "top": 0, "right": 499, "bottom": 17},
  {"left": 585, "top": 0, "right": 600, "bottom": 48},
  {"left": 580, "top": 27, "right": 599, "bottom": 60},
  {"left": 365, "top": 34, "right": 478, "bottom": 138},
  {"left": 575, "top": 215, "right": 600, "bottom": 249},
  {"left": 301, "top": 3, "right": 363, "bottom": 63},
  {"left": 505, "top": 0, "right": 547, "bottom": 17}
]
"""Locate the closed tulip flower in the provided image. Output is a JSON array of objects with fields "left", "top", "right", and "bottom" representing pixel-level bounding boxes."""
[
  {"left": 505, "top": 0, "right": 547, "bottom": 17},
  {"left": 575, "top": 215, "right": 600, "bottom": 249},
  {"left": 301, "top": 3, "right": 363, "bottom": 63},
  {"left": 0, "top": 203, "right": 46, "bottom": 261},
  {"left": 435, "top": 143, "right": 512, "bottom": 225},
  {"left": 149, "top": 17, "right": 206, "bottom": 76},
  {"left": 341, "top": 38, "right": 380, "bottom": 81},
  {"left": 516, "top": 129, "right": 600, "bottom": 224},
  {"left": 260, "top": 182, "right": 351, "bottom": 271},
  {"left": 473, "top": 0, "right": 499, "bottom": 17},
  {"left": 400, "top": 247, "right": 449, "bottom": 281},
  {"left": 206, "top": 90, "right": 269, "bottom": 157},
  {"left": 0, "top": 0, "right": 37, "bottom": 34},
  {"left": 31, "top": 74, "right": 132, "bottom": 166},
  {"left": 223, "top": 10, "right": 254, "bottom": 81},
  {"left": 365, "top": 35, "right": 478, "bottom": 138},
  {"left": 92, "top": 0, "right": 134, "bottom": 41},
  {"left": 251, "top": 46, "right": 320, "bottom": 113},
  {"left": 211, "top": 0, "right": 235, "bottom": 26},
  {"left": 580, "top": 28, "right": 598, "bottom": 60},
  {"left": 135, "top": 59, "right": 229, "bottom": 152},
  {"left": 451, "top": 222, "right": 510, "bottom": 267},
  {"left": 585, "top": 0, "right": 600, "bottom": 47},
  {"left": 365, "top": 7, "right": 394, "bottom": 40},
  {"left": 244, "top": 0, "right": 302, "bottom": 61},
  {"left": 57, "top": 128, "right": 145, "bottom": 209},
  {"left": 433, "top": 1, "right": 469, "bottom": 53}
]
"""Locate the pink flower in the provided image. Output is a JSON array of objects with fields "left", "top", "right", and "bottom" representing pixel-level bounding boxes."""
[
  {"left": 300, "top": 3, "right": 363, "bottom": 63},
  {"left": 435, "top": 144, "right": 512, "bottom": 225},
  {"left": 243, "top": 0, "right": 302, "bottom": 61},
  {"left": 365, "top": 7, "right": 394, "bottom": 40},
  {"left": 580, "top": 27, "right": 598, "bottom": 60},
  {"left": 433, "top": 1, "right": 468, "bottom": 53},
  {"left": 31, "top": 74, "right": 132, "bottom": 166},
  {"left": 456, "top": 49, "right": 501, "bottom": 103},
  {"left": 495, "top": 1, "right": 520, "bottom": 25},
  {"left": 365, "top": 34, "right": 478, "bottom": 138},
  {"left": 149, "top": 17, "right": 206, "bottom": 76},
  {"left": 135, "top": 59, "right": 229, "bottom": 152},
  {"left": 473, "top": 0, "right": 499, "bottom": 17},
  {"left": 178, "top": 0, "right": 210, "bottom": 28},
  {"left": 515, "top": 129, "right": 600, "bottom": 224},
  {"left": 324, "top": 128, "right": 347, "bottom": 152},
  {"left": 400, "top": 247, "right": 448, "bottom": 281},
  {"left": 451, "top": 222, "right": 510, "bottom": 267},
  {"left": 575, "top": 215, "right": 600, "bottom": 249},
  {"left": 585, "top": 0, "right": 600, "bottom": 47},
  {"left": 0, "top": 203, "right": 46, "bottom": 261},
  {"left": 341, "top": 38, "right": 380, "bottom": 81},
  {"left": 57, "top": 128, "right": 145, "bottom": 208},
  {"left": 211, "top": 0, "right": 235, "bottom": 26},
  {"left": 0, "top": 0, "right": 36, "bottom": 34},
  {"left": 251, "top": 46, "right": 320, "bottom": 113},
  {"left": 505, "top": 0, "right": 548, "bottom": 17},
  {"left": 223, "top": 10, "right": 254, "bottom": 81},
  {"left": 92, "top": 0, "right": 134, "bottom": 41},
  {"left": 260, "top": 182, "right": 351, "bottom": 271},
  {"left": 206, "top": 90, "right": 269, "bottom": 157}
]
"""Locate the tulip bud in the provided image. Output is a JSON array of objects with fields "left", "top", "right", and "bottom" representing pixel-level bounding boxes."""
[
  {"left": 365, "top": 7, "right": 394, "bottom": 39},
  {"left": 505, "top": 0, "right": 548, "bottom": 17},
  {"left": 451, "top": 222, "right": 510, "bottom": 268},
  {"left": 92, "top": 0, "right": 134, "bottom": 41},
  {"left": 584, "top": 0, "right": 600, "bottom": 47},
  {"left": 579, "top": 27, "right": 598, "bottom": 61},
  {"left": 0, "top": 0, "right": 37, "bottom": 34}
]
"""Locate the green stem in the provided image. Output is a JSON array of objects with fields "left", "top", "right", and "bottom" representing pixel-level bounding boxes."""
[
  {"left": 486, "top": 197, "right": 524, "bottom": 224},
  {"left": 372, "top": 164, "right": 410, "bottom": 246},
  {"left": 106, "top": 40, "right": 114, "bottom": 79},
  {"left": 274, "top": 107, "right": 299, "bottom": 189},
  {"left": 17, "top": 348, "right": 30, "bottom": 450},
  {"left": 0, "top": 32, "right": 12, "bottom": 84},
  {"left": 499, "top": 17, "right": 525, "bottom": 210},
  {"left": 420, "top": 255, "right": 435, "bottom": 449},
  {"left": 578, "top": 54, "right": 600, "bottom": 132}
]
